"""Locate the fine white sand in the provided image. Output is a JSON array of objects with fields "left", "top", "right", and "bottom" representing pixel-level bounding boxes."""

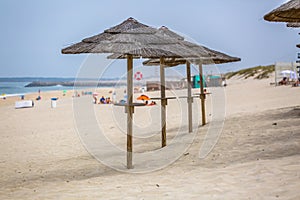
[{"left": 0, "top": 76, "right": 299, "bottom": 199}]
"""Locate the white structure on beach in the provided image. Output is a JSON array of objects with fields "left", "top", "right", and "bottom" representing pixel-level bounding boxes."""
[{"left": 275, "top": 62, "right": 298, "bottom": 85}]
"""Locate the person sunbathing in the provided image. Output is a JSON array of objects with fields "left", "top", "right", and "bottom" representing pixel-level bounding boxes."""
[
  {"left": 292, "top": 79, "right": 300, "bottom": 87},
  {"left": 148, "top": 101, "right": 157, "bottom": 106},
  {"left": 279, "top": 77, "right": 287, "bottom": 85}
]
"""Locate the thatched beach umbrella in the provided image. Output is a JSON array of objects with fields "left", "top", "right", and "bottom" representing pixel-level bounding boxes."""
[
  {"left": 62, "top": 19, "right": 210, "bottom": 169},
  {"left": 63, "top": 26, "right": 209, "bottom": 57},
  {"left": 143, "top": 26, "right": 240, "bottom": 128},
  {"left": 287, "top": 22, "right": 300, "bottom": 28},
  {"left": 297, "top": 44, "right": 300, "bottom": 48},
  {"left": 264, "top": 0, "right": 300, "bottom": 22},
  {"left": 264, "top": 1, "right": 300, "bottom": 61}
]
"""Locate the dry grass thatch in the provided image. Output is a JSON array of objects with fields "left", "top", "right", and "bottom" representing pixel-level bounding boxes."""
[
  {"left": 107, "top": 26, "right": 240, "bottom": 65},
  {"left": 62, "top": 17, "right": 153, "bottom": 53},
  {"left": 82, "top": 17, "right": 148, "bottom": 43},
  {"left": 264, "top": 0, "right": 300, "bottom": 22},
  {"left": 62, "top": 22, "right": 215, "bottom": 58},
  {"left": 143, "top": 54, "right": 241, "bottom": 67},
  {"left": 141, "top": 26, "right": 241, "bottom": 66},
  {"left": 287, "top": 22, "right": 300, "bottom": 27},
  {"left": 157, "top": 26, "right": 184, "bottom": 40}
]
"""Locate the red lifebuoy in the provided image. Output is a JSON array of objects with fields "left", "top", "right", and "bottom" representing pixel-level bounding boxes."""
[{"left": 134, "top": 71, "right": 143, "bottom": 81}]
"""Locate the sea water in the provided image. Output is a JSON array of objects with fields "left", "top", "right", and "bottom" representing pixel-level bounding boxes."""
[
  {"left": 0, "top": 81, "right": 75, "bottom": 96},
  {"left": 0, "top": 77, "right": 123, "bottom": 97}
]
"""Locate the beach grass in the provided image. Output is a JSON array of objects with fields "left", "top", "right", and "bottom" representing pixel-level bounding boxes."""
[{"left": 226, "top": 65, "right": 275, "bottom": 80}]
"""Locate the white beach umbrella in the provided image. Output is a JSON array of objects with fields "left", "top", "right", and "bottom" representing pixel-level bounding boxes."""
[{"left": 280, "top": 70, "right": 297, "bottom": 79}]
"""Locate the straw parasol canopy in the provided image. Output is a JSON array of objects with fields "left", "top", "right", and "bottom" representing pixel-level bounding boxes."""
[
  {"left": 143, "top": 50, "right": 241, "bottom": 66},
  {"left": 287, "top": 22, "right": 300, "bottom": 27},
  {"left": 142, "top": 26, "right": 241, "bottom": 66},
  {"left": 297, "top": 44, "right": 300, "bottom": 48},
  {"left": 62, "top": 26, "right": 213, "bottom": 58},
  {"left": 264, "top": 0, "right": 300, "bottom": 22},
  {"left": 82, "top": 17, "right": 149, "bottom": 43},
  {"left": 108, "top": 26, "right": 239, "bottom": 63},
  {"left": 106, "top": 26, "right": 185, "bottom": 59},
  {"left": 157, "top": 26, "right": 185, "bottom": 40},
  {"left": 62, "top": 17, "right": 149, "bottom": 53}
]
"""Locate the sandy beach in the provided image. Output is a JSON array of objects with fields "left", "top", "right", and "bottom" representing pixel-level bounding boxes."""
[{"left": 0, "top": 76, "right": 299, "bottom": 199}]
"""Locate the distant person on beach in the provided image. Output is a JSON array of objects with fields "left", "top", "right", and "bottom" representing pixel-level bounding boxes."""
[
  {"left": 93, "top": 96, "right": 97, "bottom": 104},
  {"left": 123, "top": 89, "right": 127, "bottom": 102},
  {"left": 100, "top": 96, "right": 105, "bottom": 104},
  {"left": 279, "top": 77, "right": 287, "bottom": 85},
  {"left": 35, "top": 89, "right": 41, "bottom": 100},
  {"left": 222, "top": 78, "right": 227, "bottom": 87},
  {"left": 112, "top": 91, "right": 116, "bottom": 103},
  {"left": 148, "top": 101, "right": 156, "bottom": 106},
  {"left": 292, "top": 79, "right": 300, "bottom": 87},
  {"left": 74, "top": 91, "right": 80, "bottom": 97},
  {"left": 106, "top": 97, "right": 111, "bottom": 104}
]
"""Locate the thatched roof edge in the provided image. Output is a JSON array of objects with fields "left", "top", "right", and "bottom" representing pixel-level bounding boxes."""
[
  {"left": 264, "top": 0, "right": 300, "bottom": 22},
  {"left": 82, "top": 17, "right": 149, "bottom": 43},
  {"left": 287, "top": 22, "right": 300, "bottom": 27}
]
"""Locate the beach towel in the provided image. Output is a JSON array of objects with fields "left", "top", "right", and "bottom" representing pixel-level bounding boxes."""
[{"left": 15, "top": 100, "right": 34, "bottom": 109}]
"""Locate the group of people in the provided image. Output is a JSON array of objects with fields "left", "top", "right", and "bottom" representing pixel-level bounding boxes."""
[
  {"left": 279, "top": 77, "right": 300, "bottom": 87},
  {"left": 93, "top": 96, "right": 112, "bottom": 104},
  {"left": 145, "top": 101, "right": 157, "bottom": 106}
]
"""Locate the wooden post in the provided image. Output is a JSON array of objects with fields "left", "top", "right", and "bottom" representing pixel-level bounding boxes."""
[
  {"left": 127, "top": 54, "right": 133, "bottom": 169},
  {"left": 160, "top": 57, "right": 167, "bottom": 147},
  {"left": 199, "top": 64, "right": 206, "bottom": 126},
  {"left": 186, "top": 62, "right": 193, "bottom": 133}
]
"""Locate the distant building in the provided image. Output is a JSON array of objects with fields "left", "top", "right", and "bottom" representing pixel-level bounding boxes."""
[
  {"left": 192, "top": 75, "right": 224, "bottom": 88},
  {"left": 146, "top": 75, "right": 224, "bottom": 91},
  {"left": 146, "top": 81, "right": 185, "bottom": 91},
  {"left": 206, "top": 75, "right": 223, "bottom": 87},
  {"left": 146, "top": 82, "right": 160, "bottom": 91}
]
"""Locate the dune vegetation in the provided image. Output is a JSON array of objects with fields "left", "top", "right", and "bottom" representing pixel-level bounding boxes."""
[{"left": 226, "top": 65, "right": 275, "bottom": 80}]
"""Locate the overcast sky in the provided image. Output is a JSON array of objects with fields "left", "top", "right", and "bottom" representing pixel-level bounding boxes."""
[{"left": 0, "top": 0, "right": 299, "bottom": 78}]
